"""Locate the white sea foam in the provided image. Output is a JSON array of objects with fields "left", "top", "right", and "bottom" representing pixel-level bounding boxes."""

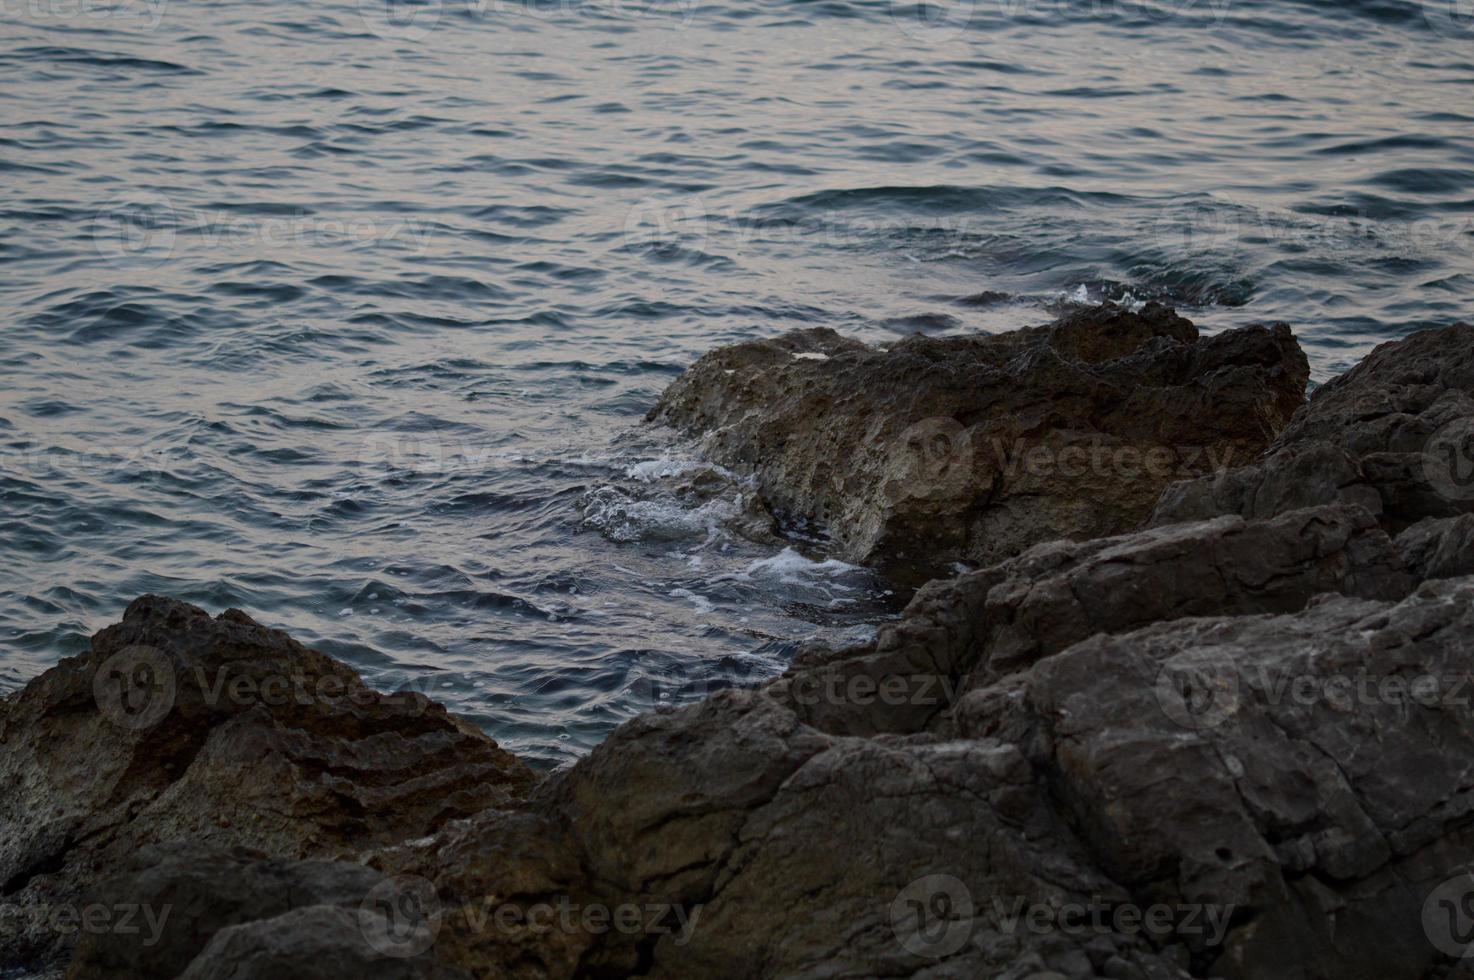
[
  {"left": 669, "top": 587, "right": 715, "bottom": 613},
  {"left": 739, "top": 547, "right": 862, "bottom": 587},
  {"left": 582, "top": 486, "right": 738, "bottom": 544}
]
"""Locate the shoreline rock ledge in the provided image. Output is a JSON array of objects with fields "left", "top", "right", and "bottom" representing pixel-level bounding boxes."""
[
  {"left": 648, "top": 303, "right": 1309, "bottom": 577},
  {"left": 4, "top": 310, "right": 1474, "bottom": 980}
]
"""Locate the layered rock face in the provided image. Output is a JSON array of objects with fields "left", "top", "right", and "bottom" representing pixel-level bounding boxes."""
[
  {"left": 1153, "top": 322, "right": 1474, "bottom": 531},
  {"left": 648, "top": 303, "right": 1309, "bottom": 574},
  {"left": 6, "top": 314, "right": 1474, "bottom": 980},
  {"left": 0, "top": 597, "right": 532, "bottom": 971}
]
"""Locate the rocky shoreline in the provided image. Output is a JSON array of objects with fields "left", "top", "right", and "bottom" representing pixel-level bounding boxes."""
[{"left": 4, "top": 305, "right": 1474, "bottom": 979}]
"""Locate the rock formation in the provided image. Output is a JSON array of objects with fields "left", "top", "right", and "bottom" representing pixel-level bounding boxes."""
[
  {"left": 4, "top": 311, "right": 1474, "bottom": 980},
  {"left": 0, "top": 596, "right": 532, "bottom": 972},
  {"left": 1153, "top": 322, "right": 1474, "bottom": 531},
  {"left": 648, "top": 303, "right": 1309, "bottom": 576}
]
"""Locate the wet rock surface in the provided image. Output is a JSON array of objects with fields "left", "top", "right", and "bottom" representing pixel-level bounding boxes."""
[
  {"left": 6, "top": 317, "right": 1474, "bottom": 980},
  {"left": 647, "top": 303, "right": 1309, "bottom": 575}
]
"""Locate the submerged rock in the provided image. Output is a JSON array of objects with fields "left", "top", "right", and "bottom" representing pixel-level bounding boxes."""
[{"left": 648, "top": 303, "right": 1309, "bottom": 576}]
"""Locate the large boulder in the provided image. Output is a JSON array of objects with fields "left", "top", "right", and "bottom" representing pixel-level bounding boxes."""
[
  {"left": 648, "top": 303, "right": 1309, "bottom": 576},
  {"left": 1153, "top": 323, "right": 1474, "bottom": 531},
  {"left": 982, "top": 576, "right": 1474, "bottom": 980},
  {"left": 0, "top": 596, "right": 534, "bottom": 973}
]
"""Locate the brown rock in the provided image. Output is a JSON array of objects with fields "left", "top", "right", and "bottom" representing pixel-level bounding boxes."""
[
  {"left": 648, "top": 303, "right": 1309, "bottom": 577},
  {"left": 0, "top": 596, "right": 533, "bottom": 972}
]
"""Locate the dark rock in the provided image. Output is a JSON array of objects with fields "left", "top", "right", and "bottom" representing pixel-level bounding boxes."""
[
  {"left": 177, "top": 906, "right": 463, "bottom": 980},
  {"left": 1395, "top": 514, "right": 1474, "bottom": 582},
  {"left": 67, "top": 844, "right": 390, "bottom": 980},
  {"left": 772, "top": 503, "right": 1412, "bottom": 736},
  {"left": 0, "top": 596, "right": 533, "bottom": 972},
  {"left": 1153, "top": 323, "right": 1474, "bottom": 531},
  {"left": 40, "top": 570, "right": 1474, "bottom": 980},
  {"left": 366, "top": 808, "right": 608, "bottom": 980},
  {"left": 996, "top": 576, "right": 1474, "bottom": 980},
  {"left": 648, "top": 303, "right": 1309, "bottom": 575}
]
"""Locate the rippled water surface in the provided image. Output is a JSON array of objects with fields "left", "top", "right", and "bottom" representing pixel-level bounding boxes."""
[{"left": 3, "top": 0, "right": 1473, "bottom": 765}]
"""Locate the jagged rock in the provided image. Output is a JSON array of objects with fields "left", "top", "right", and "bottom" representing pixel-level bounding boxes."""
[
  {"left": 648, "top": 303, "right": 1309, "bottom": 575},
  {"left": 1153, "top": 323, "right": 1474, "bottom": 531},
  {"left": 0, "top": 596, "right": 533, "bottom": 973},
  {"left": 554, "top": 697, "right": 1195, "bottom": 980},
  {"left": 1395, "top": 514, "right": 1474, "bottom": 583},
  {"left": 366, "top": 808, "right": 608, "bottom": 980},
  {"left": 771, "top": 503, "right": 1412, "bottom": 736},
  {"left": 969, "top": 576, "right": 1474, "bottom": 980},
  {"left": 36, "top": 573, "right": 1474, "bottom": 980}
]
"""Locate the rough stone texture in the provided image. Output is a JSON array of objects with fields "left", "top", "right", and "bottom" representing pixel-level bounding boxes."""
[
  {"left": 67, "top": 844, "right": 394, "bottom": 980},
  {"left": 977, "top": 577, "right": 1474, "bottom": 980},
  {"left": 367, "top": 808, "right": 610, "bottom": 980},
  {"left": 31, "top": 542, "right": 1474, "bottom": 980},
  {"left": 0, "top": 596, "right": 533, "bottom": 973},
  {"left": 1396, "top": 514, "right": 1474, "bottom": 583},
  {"left": 771, "top": 503, "right": 1412, "bottom": 736},
  {"left": 1153, "top": 323, "right": 1474, "bottom": 531},
  {"left": 177, "top": 906, "right": 464, "bottom": 980},
  {"left": 648, "top": 303, "right": 1309, "bottom": 574}
]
